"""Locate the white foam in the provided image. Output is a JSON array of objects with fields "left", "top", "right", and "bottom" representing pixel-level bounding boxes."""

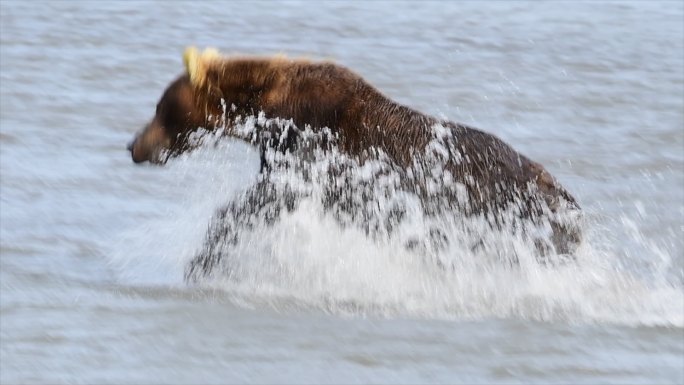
[{"left": 110, "top": 132, "right": 684, "bottom": 328}]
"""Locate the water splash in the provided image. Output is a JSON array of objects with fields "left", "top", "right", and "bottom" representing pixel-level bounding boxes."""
[{"left": 110, "top": 127, "right": 683, "bottom": 327}]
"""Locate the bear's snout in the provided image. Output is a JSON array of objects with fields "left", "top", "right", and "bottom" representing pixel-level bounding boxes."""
[
  {"left": 128, "top": 137, "right": 148, "bottom": 164},
  {"left": 128, "top": 122, "right": 172, "bottom": 164},
  {"left": 127, "top": 132, "right": 149, "bottom": 164},
  {"left": 126, "top": 138, "right": 136, "bottom": 155}
]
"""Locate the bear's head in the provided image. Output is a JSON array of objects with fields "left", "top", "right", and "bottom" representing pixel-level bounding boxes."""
[{"left": 128, "top": 47, "right": 222, "bottom": 164}]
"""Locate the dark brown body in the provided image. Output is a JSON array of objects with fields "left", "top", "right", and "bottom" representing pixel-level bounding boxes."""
[{"left": 129, "top": 55, "right": 581, "bottom": 253}]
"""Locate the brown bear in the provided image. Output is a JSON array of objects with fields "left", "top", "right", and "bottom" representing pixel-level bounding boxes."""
[{"left": 128, "top": 47, "right": 582, "bottom": 278}]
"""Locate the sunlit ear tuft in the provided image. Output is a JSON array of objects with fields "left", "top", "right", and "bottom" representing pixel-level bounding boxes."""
[
  {"left": 183, "top": 46, "right": 220, "bottom": 87},
  {"left": 183, "top": 46, "right": 197, "bottom": 78}
]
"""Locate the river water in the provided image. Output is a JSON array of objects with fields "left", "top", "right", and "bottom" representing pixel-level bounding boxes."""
[{"left": 1, "top": 1, "right": 683, "bottom": 384}]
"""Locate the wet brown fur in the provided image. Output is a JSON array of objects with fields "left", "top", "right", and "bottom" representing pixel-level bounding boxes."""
[{"left": 129, "top": 55, "right": 579, "bottom": 233}]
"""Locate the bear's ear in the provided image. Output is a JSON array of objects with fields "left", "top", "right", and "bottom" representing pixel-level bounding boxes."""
[{"left": 183, "top": 46, "right": 220, "bottom": 87}]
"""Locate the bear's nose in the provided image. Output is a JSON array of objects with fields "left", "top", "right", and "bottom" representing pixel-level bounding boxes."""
[{"left": 127, "top": 139, "right": 135, "bottom": 153}]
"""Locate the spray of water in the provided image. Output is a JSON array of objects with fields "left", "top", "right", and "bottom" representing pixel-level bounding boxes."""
[{"left": 110, "top": 121, "right": 683, "bottom": 327}]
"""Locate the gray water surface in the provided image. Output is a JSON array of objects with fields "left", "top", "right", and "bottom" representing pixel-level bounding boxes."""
[{"left": 1, "top": 1, "right": 683, "bottom": 384}]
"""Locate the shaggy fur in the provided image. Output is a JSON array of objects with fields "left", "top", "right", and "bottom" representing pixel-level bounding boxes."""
[{"left": 128, "top": 48, "right": 581, "bottom": 258}]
